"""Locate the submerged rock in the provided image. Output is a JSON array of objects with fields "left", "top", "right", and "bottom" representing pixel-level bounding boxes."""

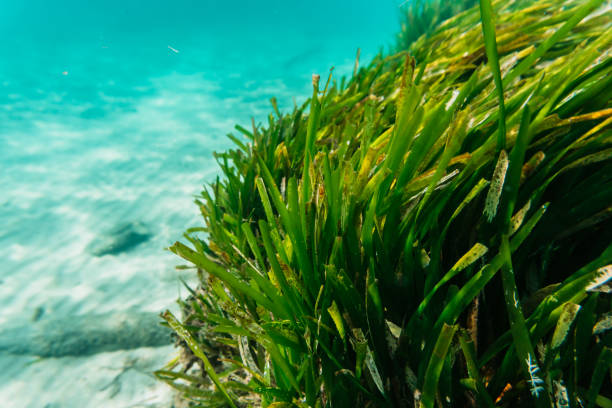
[
  {"left": 31, "top": 306, "right": 45, "bottom": 322},
  {"left": 88, "top": 221, "right": 151, "bottom": 256},
  {"left": 0, "top": 311, "right": 172, "bottom": 357}
]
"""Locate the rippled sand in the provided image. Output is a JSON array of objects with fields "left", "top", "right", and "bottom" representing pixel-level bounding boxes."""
[{"left": 0, "top": 2, "right": 399, "bottom": 405}]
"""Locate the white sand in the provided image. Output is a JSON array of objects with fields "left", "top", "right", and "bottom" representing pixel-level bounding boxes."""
[
  {"left": 0, "top": 346, "right": 175, "bottom": 408},
  {"left": 0, "top": 6, "right": 399, "bottom": 403}
]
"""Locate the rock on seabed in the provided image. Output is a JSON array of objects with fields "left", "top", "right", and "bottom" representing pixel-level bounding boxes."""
[{"left": 87, "top": 221, "right": 152, "bottom": 257}]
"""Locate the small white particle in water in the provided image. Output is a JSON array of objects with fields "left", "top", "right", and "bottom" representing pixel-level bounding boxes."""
[{"left": 168, "top": 45, "right": 180, "bottom": 54}]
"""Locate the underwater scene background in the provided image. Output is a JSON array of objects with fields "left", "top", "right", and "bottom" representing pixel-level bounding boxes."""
[{"left": 0, "top": 1, "right": 401, "bottom": 406}]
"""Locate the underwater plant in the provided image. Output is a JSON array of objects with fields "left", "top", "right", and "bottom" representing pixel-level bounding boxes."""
[
  {"left": 157, "top": 0, "right": 612, "bottom": 406},
  {"left": 396, "top": 0, "right": 478, "bottom": 50}
]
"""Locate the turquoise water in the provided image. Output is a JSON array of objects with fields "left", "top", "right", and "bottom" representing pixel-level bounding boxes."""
[{"left": 0, "top": 1, "right": 400, "bottom": 406}]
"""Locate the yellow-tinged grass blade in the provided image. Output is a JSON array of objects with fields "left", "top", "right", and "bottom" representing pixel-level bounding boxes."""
[
  {"left": 327, "top": 301, "right": 346, "bottom": 342},
  {"left": 484, "top": 149, "right": 509, "bottom": 222},
  {"left": 163, "top": 311, "right": 238, "bottom": 408},
  {"left": 418, "top": 243, "right": 489, "bottom": 314},
  {"left": 550, "top": 302, "right": 581, "bottom": 350},
  {"left": 503, "top": 0, "right": 607, "bottom": 88}
]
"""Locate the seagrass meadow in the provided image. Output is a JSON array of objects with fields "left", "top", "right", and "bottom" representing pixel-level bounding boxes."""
[{"left": 156, "top": 0, "right": 612, "bottom": 406}]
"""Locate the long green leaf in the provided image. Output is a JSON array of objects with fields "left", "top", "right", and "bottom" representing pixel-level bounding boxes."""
[
  {"left": 420, "top": 324, "right": 457, "bottom": 408},
  {"left": 163, "top": 311, "right": 237, "bottom": 408},
  {"left": 479, "top": 0, "right": 506, "bottom": 151}
]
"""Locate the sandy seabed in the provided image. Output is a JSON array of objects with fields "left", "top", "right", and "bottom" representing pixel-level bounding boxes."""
[{"left": 0, "top": 5, "right": 399, "bottom": 404}]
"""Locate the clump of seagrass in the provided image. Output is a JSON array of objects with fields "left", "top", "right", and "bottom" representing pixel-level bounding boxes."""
[{"left": 158, "top": 0, "right": 612, "bottom": 406}]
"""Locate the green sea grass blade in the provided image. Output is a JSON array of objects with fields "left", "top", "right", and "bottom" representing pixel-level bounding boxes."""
[
  {"left": 499, "top": 235, "right": 551, "bottom": 406},
  {"left": 550, "top": 302, "right": 581, "bottom": 351},
  {"left": 386, "top": 90, "right": 423, "bottom": 177},
  {"left": 479, "top": 244, "right": 612, "bottom": 369},
  {"left": 326, "top": 264, "right": 366, "bottom": 330},
  {"left": 418, "top": 242, "right": 488, "bottom": 315},
  {"left": 420, "top": 323, "right": 457, "bottom": 408},
  {"left": 258, "top": 160, "right": 316, "bottom": 302},
  {"left": 397, "top": 95, "right": 454, "bottom": 187},
  {"left": 211, "top": 323, "right": 252, "bottom": 338},
  {"left": 258, "top": 220, "right": 307, "bottom": 313},
  {"left": 593, "top": 395, "right": 612, "bottom": 408},
  {"left": 412, "top": 70, "right": 478, "bottom": 219},
  {"left": 528, "top": 247, "right": 612, "bottom": 341},
  {"left": 503, "top": 0, "right": 607, "bottom": 88},
  {"left": 362, "top": 194, "right": 378, "bottom": 259},
  {"left": 158, "top": 378, "right": 228, "bottom": 406},
  {"left": 458, "top": 331, "right": 496, "bottom": 408},
  {"left": 365, "top": 344, "right": 386, "bottom": 397},
  {"left": 425, "top": 204, "right": 549, "bottom": 384},
  {"left": 315, "top": 336, "right": 376, "bottom": 398},
  {"left": 302, "top": 75, "right": 320, "bottom": 202},
  {"left": 234, "top": 124, "right": 254, "bottom": 140},
  {"left": 266, "top": 345, "right": 298, "bottom": 393},
  {"left": 244, "top": 263, "right": 292, "bottom": 320},
  {"left": 262, "top": 324, "right": 305, "bottom": 353},
  {"left": 484, "top": 149, "right": 508, "bottom": 222},
  {"left": 163, "top": 311, "right": 238, "bottom": 408},
  {"left": 434, "top": 203, "right": 549, "bottom": 330},
  {"left": 327, "top": 300, "right": 346, "bottom": 342},
  {"left": 322, "top": 155, "right": 340, "bottom": 233},
  {"left": 479, "top": 0, "right": 506, "bottom": 151},
  {"left": 257, "top": 158, "right": 291, "bottom": 226},
  {"left": 501, "top": 105, "right": 532, "bottom": 231},
  {"left": 227, "top": 132, "right": 248, "bottom": 151},
  {"left": 170, "top": 242, "right": 284, "bottom": 318},
  {"left": 442, "top": 178, "right": 489, "bottom": 235},
  {"left": 586, "top": 347, "right": 612, "bottom": 408},
  {"left": 240, "top": 222, "right": 266, "bottom": 269},
  {"left": 155, "top": 369, "right": 209, "bottom": 387},
  {"left": 300, "top": 78, "right": 320, "bottom": 250},
  {"left": 286, "top": 177, "right": 317, "bottom": 297}
]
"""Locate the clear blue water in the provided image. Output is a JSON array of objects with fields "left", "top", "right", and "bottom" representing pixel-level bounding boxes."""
[{"left": 0, "top": 1, "right": 400, "bottom": 406}]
